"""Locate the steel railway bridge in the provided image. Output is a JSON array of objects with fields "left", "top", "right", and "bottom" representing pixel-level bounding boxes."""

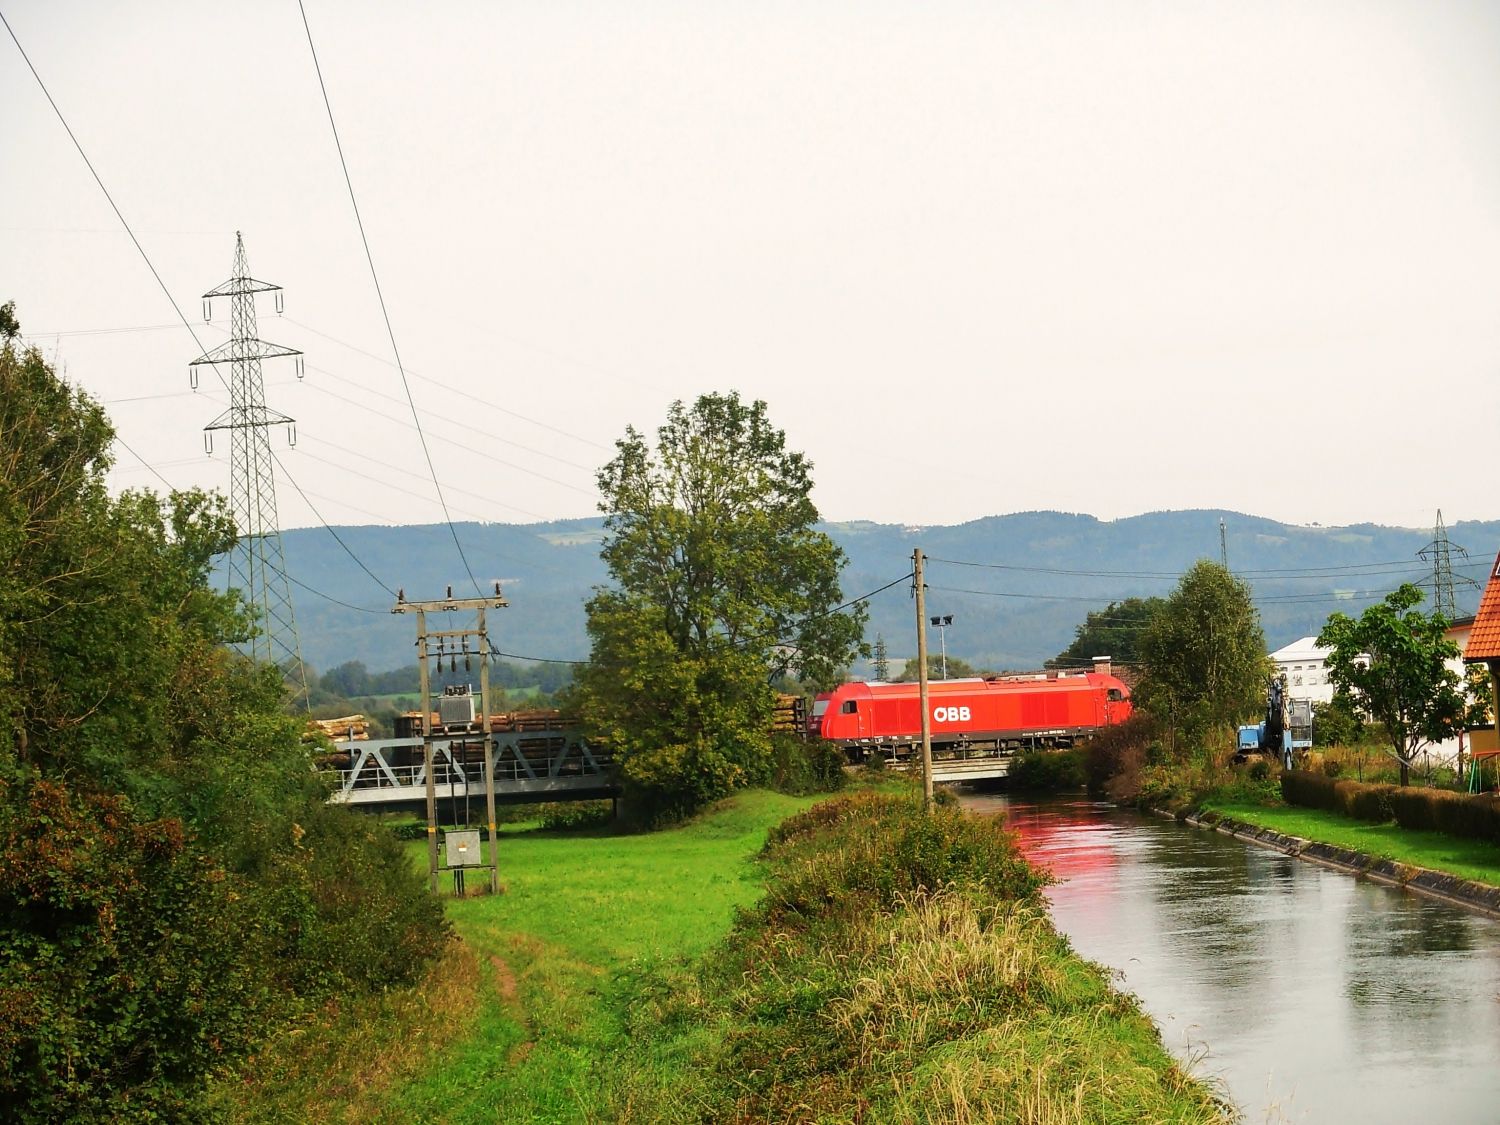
[
  {"left": 327, "top": 722, "right": 618, "bottom": 809},
  {"left": 325, "top": 729, "right": 1017, "bottom": 810}
]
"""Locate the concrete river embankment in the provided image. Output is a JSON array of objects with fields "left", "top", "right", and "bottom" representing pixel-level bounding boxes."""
[{"left": 962, "top": 792, "right": 1500, "bottom": 1124}]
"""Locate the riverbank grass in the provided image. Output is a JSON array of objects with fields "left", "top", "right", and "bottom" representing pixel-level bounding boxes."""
[
  {"left": 1203, "top": 799, "right": 1500, "bottom": 887},
  {"left": 604, "top": 790, "right": 1226, "bottom": 1122},
  {"left": 220, "top": 787, "right": 1226, "bottom": 1123}
]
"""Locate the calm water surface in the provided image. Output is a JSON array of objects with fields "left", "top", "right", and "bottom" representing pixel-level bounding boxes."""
[{"left": 961, "top": 792, "right": 1500, "bottom": 1124}]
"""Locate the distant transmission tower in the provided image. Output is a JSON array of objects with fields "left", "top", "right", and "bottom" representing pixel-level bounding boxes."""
[
  {"left": 190, "top": 232, "right": 308, "bottom": 700},
  {"left": 1417, "top": 508, "right": 1479, "bottom": 618}
]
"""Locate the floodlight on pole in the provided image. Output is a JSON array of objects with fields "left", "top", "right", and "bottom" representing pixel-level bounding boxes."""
[{"left": 930, "top": 614, "right": 953, "bottom": 679}]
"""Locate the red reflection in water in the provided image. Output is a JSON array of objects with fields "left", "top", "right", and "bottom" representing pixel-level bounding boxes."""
[{"left": 1003, "top": 806, "right": 1119, "bottom": 884}]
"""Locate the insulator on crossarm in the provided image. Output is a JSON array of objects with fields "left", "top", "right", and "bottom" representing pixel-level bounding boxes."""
[
  {"left": 203, "top": 299, "right": 212, "bottom": 322},
  {"left": 275, "top": 291, "right": 285, "bottom": 315},
  {"left": 204, "top": 431, "right": 214, "bottom": 455},
  {"left": 287, "top": 422, "right": 297, "bottom": 447},
  {"left": 295, "top": 354, "right": 304, "bottom": 380},
  {"left": 189, "top": 366, "right": 199, "bottom": 391}
]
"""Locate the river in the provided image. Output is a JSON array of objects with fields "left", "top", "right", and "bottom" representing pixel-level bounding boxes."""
[{"left": 961, "top": 792, "right": 1500, "bottom": 1124}]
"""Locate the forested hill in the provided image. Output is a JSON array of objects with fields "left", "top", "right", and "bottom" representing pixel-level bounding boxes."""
[{"left": 276, "top": 510, "right": 1500, "bottom": 678}]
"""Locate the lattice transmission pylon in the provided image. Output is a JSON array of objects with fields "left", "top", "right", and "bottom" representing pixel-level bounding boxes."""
[
  {"left": 1417, "top": 508, "right": 1479, "bottom": 619},
  {"left": 189, "top": 232, "right": 309, "bottom": 701}
]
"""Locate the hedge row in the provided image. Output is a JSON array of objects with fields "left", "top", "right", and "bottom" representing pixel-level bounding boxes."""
[{"left": 1281, "top": 770, "right": 1500, "bottom": 845}]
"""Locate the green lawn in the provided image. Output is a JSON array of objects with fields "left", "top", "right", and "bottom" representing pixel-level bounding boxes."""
[
  {"left": 1202, "top": 799, "right": 1500, "bottom": 887},
  {"left": 220, "top": 788, "right": 822, "bottom": 1123}
]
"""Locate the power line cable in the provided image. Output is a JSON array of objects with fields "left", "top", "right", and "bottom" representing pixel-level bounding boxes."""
[
  {"left": 284, "top": 315, "right": 612, "bottom": 452},
  {"left": 286, "top": 572, "right": 386, "bottom": 614},
  {"left": 297, "top": 374, "right": 598, "bottom": 495},
  {"left": 27, "top": 311, "right": 617, "bottom": 457},
  {"left": 271, "top": 449, "right": 397, "bottom": 597},
  {"left": 2, "top": 11, "right": 399, "bottom": 602},
  {"left": 303, "top": 359, "right": 599, "bottom": 475},
  {"left": 109, "top": 432, "right": 177, "bottom": 489},
  {"left": 294, "top": 433, "right": 552, "bottom": 522},
  {"left": 927, "top": 554, "right": 1461, "bottom": 581},
  {"left": 297, "top": 0, "right": 480, "bottom": 595}
]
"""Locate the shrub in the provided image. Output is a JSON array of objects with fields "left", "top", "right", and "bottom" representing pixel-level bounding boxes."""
[
  {"left": 0, "top": 780, "right": 278, "bottom": 1122},
  {"left": 539, "top": 800, "right": 614, "bottom": 831},
  {"left": 1280, "top": 769, "right": 1338, "bottom": 812},
  {"left": 1085, "top": 715, "right": 1159, "bottom": 800},
  {"left": 759, "top": 734, "right": 847, "bottom": 796},
  {"left": 1387, "top": 787, "right": 1438, "bottom": 832},
  {"left": 1433, "top": 793, "right": 1500, "bottom": 843},
  {"left": 284, "top": 803, "right": 451, "bottom": 995},
  {"left": 1332, "top": 780, "right": 1394, "bottom": 823},
  {"left": 760, "top": 791, "right": 1047, "bottom": 921},
  {"left": 1007, "top": 747, "right": 1086, "bottom": 791}
]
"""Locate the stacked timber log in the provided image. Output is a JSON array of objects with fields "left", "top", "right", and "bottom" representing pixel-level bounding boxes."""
[
  {"left": 303, "top": 715, "right": 370, "bottom": 742},
  {"left": 393, "top": 708, "right": 573, "bottom": 738},
  {"left": 772, "top": 694, "right": 808, "bottom": 735}
]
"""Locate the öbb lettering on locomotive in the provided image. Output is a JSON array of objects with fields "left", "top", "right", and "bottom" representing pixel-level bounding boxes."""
[{"left": 815, "top": 672, "right": 1132, "bottom": 754}]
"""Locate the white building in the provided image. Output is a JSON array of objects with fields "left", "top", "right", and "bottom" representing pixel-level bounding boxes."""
[
  {"left": 1270, "top": 620, "right": 1478, "bottom": 767},
  {"left": 1269, "top": 637, "right": 1336, "bottom": 707}
]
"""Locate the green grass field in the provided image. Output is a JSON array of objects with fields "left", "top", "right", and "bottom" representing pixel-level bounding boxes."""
[
  {"left": 1202, "top": 799, "right": 1500, "bottom": 887},
  {"left": 217, "top": 789, "right": 823, "bottom": 1123}
]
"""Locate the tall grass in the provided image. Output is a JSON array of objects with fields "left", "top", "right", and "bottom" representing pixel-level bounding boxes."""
[{"left": 605, "top": 791, "right": 1226, "bottom": 1123}]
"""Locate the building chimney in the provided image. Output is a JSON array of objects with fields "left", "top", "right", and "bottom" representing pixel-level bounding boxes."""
[{"left": 1092, "top": 655, "right": 1112, "bottom": 677}]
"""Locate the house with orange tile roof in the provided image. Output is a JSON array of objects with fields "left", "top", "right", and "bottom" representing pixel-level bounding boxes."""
[{"left": 1462, "top": 550, "right": 1500, "bottom": 760}]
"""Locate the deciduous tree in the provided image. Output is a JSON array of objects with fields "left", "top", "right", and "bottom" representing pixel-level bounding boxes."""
[
  {"left": 577, "top": 393, "right": 865, "bottom": 822},
  {"left": 1317, "top": 584, "right": 1472, "bottom": 786},
  {"left": 1135, "top": 561, "right": 1267, "bottom": 752},
  {"left": 1046, "top": 597, "right": 1164, "bottom": 669},
  {"left": 0, "top": 314, "right": 446, "bottom": 1116}
]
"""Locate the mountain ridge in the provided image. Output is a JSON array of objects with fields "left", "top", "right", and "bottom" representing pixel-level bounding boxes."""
[{"left": 271, "top": 511, "right": 1500, "bottom": 677}]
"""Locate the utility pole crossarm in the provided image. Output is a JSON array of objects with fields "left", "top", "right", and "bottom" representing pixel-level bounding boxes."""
[
  {"left": 393, "top": 583, "right": 507, "bottom": 615},
  {"left": 393, "top": 597, "right": 508, "bottom": 614}
]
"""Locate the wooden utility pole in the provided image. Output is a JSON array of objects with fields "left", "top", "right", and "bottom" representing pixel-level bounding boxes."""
[
  {"left": 395, "top": 584, "right": 508, "bottom": 894},
  {"left": 913, "top": 548, "right": 934, "bottom": 810}
]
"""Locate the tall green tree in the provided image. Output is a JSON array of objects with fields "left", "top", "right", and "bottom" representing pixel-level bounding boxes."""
[
  {"left": 1046, "top": 596, "right": 1164, "bottom": 669},
  {"left": 1135, "top": 561, "right": 1267, "bottom": 752},
  {"left": 577, "top": 392, "right": 865, "bottom": 822},
  {"left": 1317, "top": 584, "right": 1474, "bottom": 786},
  {"left": 0, "top": 315, "right": 446, "bottom": 1117}
]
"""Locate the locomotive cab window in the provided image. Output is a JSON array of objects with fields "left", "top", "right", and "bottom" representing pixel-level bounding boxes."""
[
  {"left": 1107, "top": 689, "right": 1124, "bottom": 702},
  {"left": 841, "top": 700, "right": 859, "bottom": 714}
]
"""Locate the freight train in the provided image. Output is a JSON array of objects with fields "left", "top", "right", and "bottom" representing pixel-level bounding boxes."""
[{"left": 815, "top": 672, "right": 1132, "bottom": 756}]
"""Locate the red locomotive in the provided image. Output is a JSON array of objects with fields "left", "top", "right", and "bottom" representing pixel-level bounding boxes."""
[{"left": 817, "top": 673, "right": 1132, "bottom": 753}]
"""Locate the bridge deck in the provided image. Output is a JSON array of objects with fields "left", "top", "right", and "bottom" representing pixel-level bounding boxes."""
[
  {"left": 873, "top": 747, "right": 1016, "bottom": 783},
  {"left": 327, "top": 728, "right": 618, "bottom": 809}
]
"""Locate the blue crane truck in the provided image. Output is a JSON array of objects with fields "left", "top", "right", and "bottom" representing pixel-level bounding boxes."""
[{"left": 1236, "top": 675, "right": 1313, "bottom": 769}]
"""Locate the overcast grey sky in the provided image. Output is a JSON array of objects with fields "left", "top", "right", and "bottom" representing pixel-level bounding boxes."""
[{"left": 5, "top": 1, "right": 1499, "bottom": 531}]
